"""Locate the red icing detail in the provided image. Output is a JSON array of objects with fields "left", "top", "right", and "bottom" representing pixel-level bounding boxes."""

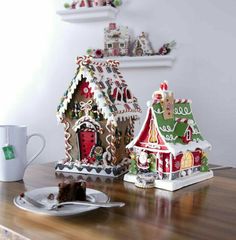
[
  {"left": 136, "top": 109, "right": 167, "bottom": 150},
  {"left": 173, "top": 154, "right": 183, "bottom": 172},
  {"left": 79, "top": 131, "right": 96, "bottom": 161},
  {"left": 192, "top": 150, "right": 202, "bottom": 166},
  {"left": 80, "top": 82, "right": 93, "bottom": 98}
]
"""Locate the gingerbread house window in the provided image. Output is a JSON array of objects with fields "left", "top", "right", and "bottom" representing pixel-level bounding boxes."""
[
  {"left": 186, "top": 129, "right": 192, "bottom": 141},
  {"left": 127, "top": 89, "right": 132, "bottom": 99},
  {"left": 181, "top": 152, "right": 194, "bottom": 169}
]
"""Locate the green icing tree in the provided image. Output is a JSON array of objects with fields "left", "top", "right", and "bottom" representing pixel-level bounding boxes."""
[
  {"left": 129, "top": 153, "right": 138, "bottom": 175},
  {"left": 200, "top": 153, "right": 209, "bottom": 172},
  {"left": 148, "top": 154, "right": 156, "bottom": 173}
]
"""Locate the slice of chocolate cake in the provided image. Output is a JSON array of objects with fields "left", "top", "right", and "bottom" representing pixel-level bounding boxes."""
[{"left": 57, "top": 180, "right": 86, "bottom": 203}]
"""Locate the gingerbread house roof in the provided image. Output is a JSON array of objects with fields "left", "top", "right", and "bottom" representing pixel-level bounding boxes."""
[
  {"left": 57, "top": 56, "right": 141, "bottom": 125},
  {"left": 128, "top": 83, "right": 211, "bottom": 156}
]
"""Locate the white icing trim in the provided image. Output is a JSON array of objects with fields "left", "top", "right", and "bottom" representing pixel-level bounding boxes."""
[
  {"left": 153, "top": 108, "right": 164, "bottom": 114},
  {"left": 126, "top": 108, "right": 152, "bottom": 148},
  {"left": 167, "top": 140, "right": 211, "bottom": 157},
  {"left": 133, "top": 146, "right": 170, "bottom": 153},
  {"left": 73, "top": 115, "right": 102, "bottom": 132},
  {"left": 159, "top": 122, "right": 178, "bottom": 133},
  {"left": 174, "top": 106, "right": 192, "bottom": 115}
]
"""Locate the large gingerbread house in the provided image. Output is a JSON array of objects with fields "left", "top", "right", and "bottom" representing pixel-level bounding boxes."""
[
  {"left": 124, "top": 81, "right": 213, "bottom": 190},
  {"left": 56, "top": 56, "right": 141, "bottom": 177}
]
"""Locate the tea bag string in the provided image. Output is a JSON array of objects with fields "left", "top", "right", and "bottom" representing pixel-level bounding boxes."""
[{"left": 6, "top": 127, "right": 10, "bottom": 146}]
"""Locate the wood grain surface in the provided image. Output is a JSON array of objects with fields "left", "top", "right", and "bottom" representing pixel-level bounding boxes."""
[{"left": 0, "top": 162, "right": 235, "bottom": 240}]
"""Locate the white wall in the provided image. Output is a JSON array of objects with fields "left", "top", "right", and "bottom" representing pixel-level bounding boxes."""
[{"left": 0, "top": 0, "right": 236, "bottom": 167}]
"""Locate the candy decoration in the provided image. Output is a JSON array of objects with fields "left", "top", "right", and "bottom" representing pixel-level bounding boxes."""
[
  {"left": 80, "top": 82, "right": 93, "bottom": 99},
  {"left": 160, "top": 81, "right": 168, "bottom": 91},
  {"left": 63, "top": 121, "right": 73, "bottom": 162},
  {"left": 77, "top": 56, "right": 92, "bottom": 66}
]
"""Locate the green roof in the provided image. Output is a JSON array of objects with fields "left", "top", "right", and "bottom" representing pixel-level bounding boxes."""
[{"left": 152, "top": 102, "right": 204, "bottom": 145}]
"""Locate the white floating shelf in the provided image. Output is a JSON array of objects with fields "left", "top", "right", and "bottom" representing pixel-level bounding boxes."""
[
  {"left": 56, "top": 6, "right": 118, "bottom": 23},
  {"left": 97, "top": 55, "right": 176, "bottom": 69}
]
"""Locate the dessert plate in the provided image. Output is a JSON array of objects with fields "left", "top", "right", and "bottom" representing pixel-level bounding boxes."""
[{"left": 14, "top": 187, "right": 109, "bottom": 216}]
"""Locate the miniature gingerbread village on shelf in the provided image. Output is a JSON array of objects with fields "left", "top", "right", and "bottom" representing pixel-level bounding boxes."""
[
  {"left": 56, "top": 56, "right": 141, "bottom": 177},
  {"left": 87, "top": 23, "right": 176, "bottom": 58},
  {"left": 124, "top": 81, "right": 213, "bottom": 191},
  {"left": 64, "top": 0, "right": 122, "bottom": 9}
]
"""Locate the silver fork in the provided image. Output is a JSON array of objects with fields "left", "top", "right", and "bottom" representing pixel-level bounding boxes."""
[{"left": 21, "top": 194, "right": 125, "bottom": 210}]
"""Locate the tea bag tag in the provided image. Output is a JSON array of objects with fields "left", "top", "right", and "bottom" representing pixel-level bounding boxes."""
[
  {"left": 2, "top": 145, "right": 15, "bottom": 160},
  {"left": 2, "top": 127, "right": 15, "bottom": 160}
]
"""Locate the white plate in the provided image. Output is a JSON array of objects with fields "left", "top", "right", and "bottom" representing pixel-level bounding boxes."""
[{"left": 14, "top": 187, "right": 109, "bottom": 216}]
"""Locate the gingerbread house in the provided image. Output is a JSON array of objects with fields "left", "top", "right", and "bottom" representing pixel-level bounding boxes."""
[
  {"left": 124, "top": 81, "right": 213, "bottom": 191},
  {"left": 104, "top": 23, "right": 130, "bottom": 57},
  {"left": 132, "top": 32, "right": 154, "bottom": 56},
  {"left": 56, "top": 56, "right": 141, "bottom": 177}
]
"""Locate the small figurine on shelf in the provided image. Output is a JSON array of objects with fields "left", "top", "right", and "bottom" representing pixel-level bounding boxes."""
[
  {"left": 93, "top": 0, "right": 121, "bottom": 7},
  {"left": 157, "top": 41, "right": 176, "bottom": 55},
  {"left": 64, "top": 0, "right": 93, "bottom": 9},
  {"left": 104, "top": 23, "right": 130, "bottom": 57},
  {"left": 132, "top": 32, "right": 155, "bottom": 56}
]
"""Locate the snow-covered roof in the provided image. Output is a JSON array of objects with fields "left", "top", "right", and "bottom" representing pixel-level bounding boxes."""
[{"left": 57, "top": 56, "right": 141, "bottom": 125}]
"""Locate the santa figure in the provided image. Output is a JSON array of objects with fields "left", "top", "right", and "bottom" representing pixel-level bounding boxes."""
[{"left": 137, "top": 152, "right": 149, "bottom": 173}]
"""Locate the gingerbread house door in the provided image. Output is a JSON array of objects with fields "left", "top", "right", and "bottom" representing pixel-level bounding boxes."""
[
  {"left": 78, "top": 131, "right": 96, "bottom": 160},
  {"left": 113, "top": 42, "right": 120, "bottom": 56}
]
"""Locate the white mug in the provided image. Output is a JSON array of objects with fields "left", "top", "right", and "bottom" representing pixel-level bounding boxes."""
[{"left": 0, "top": 125, "right": 46, "bottom": 182}]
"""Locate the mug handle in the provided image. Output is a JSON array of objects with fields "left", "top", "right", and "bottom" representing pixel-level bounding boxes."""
[{"left": 26, "top": 133, "right": 46, "bottom": 168}]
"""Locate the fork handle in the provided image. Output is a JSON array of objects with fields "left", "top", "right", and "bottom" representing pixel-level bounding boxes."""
[{"left": 55, "top": 201, "right": 125, "bottom": 208}]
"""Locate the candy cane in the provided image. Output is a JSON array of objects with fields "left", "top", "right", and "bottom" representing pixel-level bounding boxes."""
[
  {"left": 63, "top": 121, "right": 73, "bottom": 162},
  {"left": 77, "top": 55, "right": 92, "bottom": 66},
  {"left": 106, "top": 59, "right": 120, "bottom": 67}
]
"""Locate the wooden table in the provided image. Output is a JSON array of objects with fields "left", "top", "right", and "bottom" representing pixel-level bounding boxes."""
[{"left": 0, "top": 163, "right": 236, "bottom": 240}]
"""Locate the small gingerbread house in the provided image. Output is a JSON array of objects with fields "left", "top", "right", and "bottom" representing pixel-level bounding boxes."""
[
  {"left": 132, "top": 32, "right": 154, "bottom": 56},
  {"left": 56, "top": 56, "right": 141, "bottom": 177},
  {"left": 104, "top": 23, "right": 130, "bottom": 57},
  {"left": 124, "top": 81, "right": 213, "bottom": 190}
]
